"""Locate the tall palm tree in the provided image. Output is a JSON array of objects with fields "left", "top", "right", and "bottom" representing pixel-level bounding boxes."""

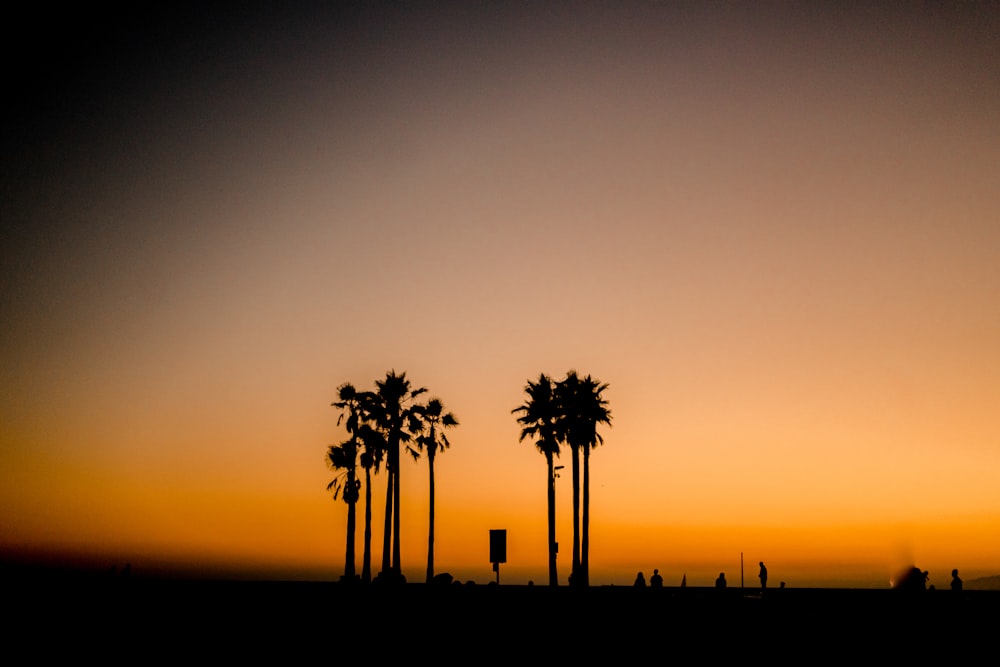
[
  {"left": 559, "top": 370, "right": 612, "bottom": 588},
  {"left": 326, "top": 439, "right": 360, "bottom": 581},
  {"left": 331, "top": 382, "right": 375, "bottom": 582},
  {"left": 513, "top": 373, "right": 563, "bottom": 587},
  {"left": 555, "top": 371, "right": 584, "bottom": 586},
  {"left": 414, "top": 398, "right": 458, "bottom": 583},
  {"left": 371, "top": 370, "right": 427, "bottom": 581},
  {"left": 334, "top": 383, "right": 386, "bottom": 584},
  {"left": 357, "top": 433, "right": 384, "bottom": 583}
]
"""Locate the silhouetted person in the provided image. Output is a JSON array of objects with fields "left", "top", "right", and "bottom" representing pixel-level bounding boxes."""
[
  {"left": 634, "top": 571, "right": 646, "bottom": 587},
  {"left": 650, "top": 569, "right": 663, "bottom": 587},
  {"left": 716, "top": 572, "right": 727, "bottom": 588},
  {"left": 951, "top": 569, "right": 962, "bottom": 591},
  {"left": 759, "top": 562, "right": 768, "bottom": 590}
]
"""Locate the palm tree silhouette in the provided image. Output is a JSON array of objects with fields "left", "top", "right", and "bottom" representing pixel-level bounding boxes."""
[
  {"left": 513, "top": 373, "right": 563, "bottom": 587},
  {"left": 414, "top": 398, "right": 459, "bottom": 583},
  {"left": 329, "top": 383, "right": 372, "bottom": 582},
  {"left": 326, "top": 439, "right": 361, "bottom": 581},
  {"left": 371, "top": 370, "right": 427, "bottom": 581},
  {"left": 575, "top": 373, "right": 611, "bottom": 587},
  {"left": 555, "top": 371, "right": 583, "bottom": 586},
  {"left": 357, "top": 436, "right": 384, "bottom": 583},
  {"left": 557, "top": 370, "right": 612, "bottom": 587},
  {"left": 332, "top": 382, "right": 383, "bottom": 583}
]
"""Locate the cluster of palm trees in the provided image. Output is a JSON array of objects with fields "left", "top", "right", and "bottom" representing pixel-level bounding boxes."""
[
  {"left": 326, "top": 370, "right": 458, "bottom": 584},
  {"left": 513, "top": 370, "right": 612, "bottom": 587},
  {"left": 327, "top": 368, "right": 610, "bottom": 588}
]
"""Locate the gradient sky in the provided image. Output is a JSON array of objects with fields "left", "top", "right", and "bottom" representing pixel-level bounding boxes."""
[{"left": 3, "top": 2, "right": 999, "bottom": 588}]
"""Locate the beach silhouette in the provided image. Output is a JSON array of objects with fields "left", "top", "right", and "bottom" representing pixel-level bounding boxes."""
[
  {"left": 5, "top": 564, "right": 996, "bottom": 661},
  {"left": 4, "top": 364, "right": 996, "bottom": 660},
  {"left": 206, "top": 368, "right": 986, "bottom": 659},
  {"left": 5, "top": 359, "right": 999, "bottom": 660}
]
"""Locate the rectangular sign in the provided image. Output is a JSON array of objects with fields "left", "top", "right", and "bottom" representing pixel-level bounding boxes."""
[{"left": 489, "top": 529, "right": 507, "bottom": 564}]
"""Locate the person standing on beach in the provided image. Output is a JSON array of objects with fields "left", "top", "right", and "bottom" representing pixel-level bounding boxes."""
[
  {"left": 650, "top": 569, "right": 663, "bottom": 587},
  {"left": 634, "top": 571, "right": 646, "bottom": 587},
  {"left": 951, "top": 569, "right": 962, "bottom": 591},
  {"left": 759, "top": 562, "right": 768, "bottom": 590},
  {"left": 715, "top": 572, "right": 727, "bottom": 588}
]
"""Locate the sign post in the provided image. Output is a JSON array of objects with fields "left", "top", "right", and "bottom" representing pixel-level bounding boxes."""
[{"left": 489, "top": 529, "right": 507, "bottom": 585}]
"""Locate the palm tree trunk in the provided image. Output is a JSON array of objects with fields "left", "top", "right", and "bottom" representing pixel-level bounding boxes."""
[
  {"left": 582, "top": 442, "right": 590, "bottom": 587},
  {"left": 392, "top": 436, "right": 402, "bottom": 577},
  {"left": 345, "top": 468, "right": 357, "bottom": 581},
  {"left": 362, "top": 466, "right": 373, "bottom": 583},
  {"left": 546, "top": 452, "right": 558, "bottom": 587},
  {"left": 571, "top": 444, "right": 581, "bottom": 586},
  {"left": 381, "top": 466, "right": 393, "bottom": 577},
  {"left": 426, "top": 449, "right": 435, "bottom": 584}
]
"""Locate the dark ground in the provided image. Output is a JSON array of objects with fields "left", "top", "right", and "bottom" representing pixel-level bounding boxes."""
[{"left": 4, "top": 570, "right": 996, "bottom": 660}]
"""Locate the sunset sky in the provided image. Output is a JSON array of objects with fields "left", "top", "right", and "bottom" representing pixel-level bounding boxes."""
[{"left": 3, "top": 2, "right": 999, "bottom": 588}]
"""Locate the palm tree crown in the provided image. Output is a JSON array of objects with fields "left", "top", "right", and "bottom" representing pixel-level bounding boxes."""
[
  {"left": 514, "top": 374, "right": 563, "bottom": 457},
  {"left": 559, "top": 371, "right": 611, "bottom": 452}
]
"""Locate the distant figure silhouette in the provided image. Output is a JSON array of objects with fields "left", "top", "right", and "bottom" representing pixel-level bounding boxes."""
[
  {"left": 634, "top": 571, "right": 646, "bottom": 587},
  {"left": 759, "top": 562, "right": 768, "bottom": 590},
  {"left": 951, "top": 569, "right": 962, "bottom": 591},
  {"left": 650, "top": 569, "right": 663, "bottom": 587},
  {"left": 716, "top": 572, "right": 727, "bottom": 588}
]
